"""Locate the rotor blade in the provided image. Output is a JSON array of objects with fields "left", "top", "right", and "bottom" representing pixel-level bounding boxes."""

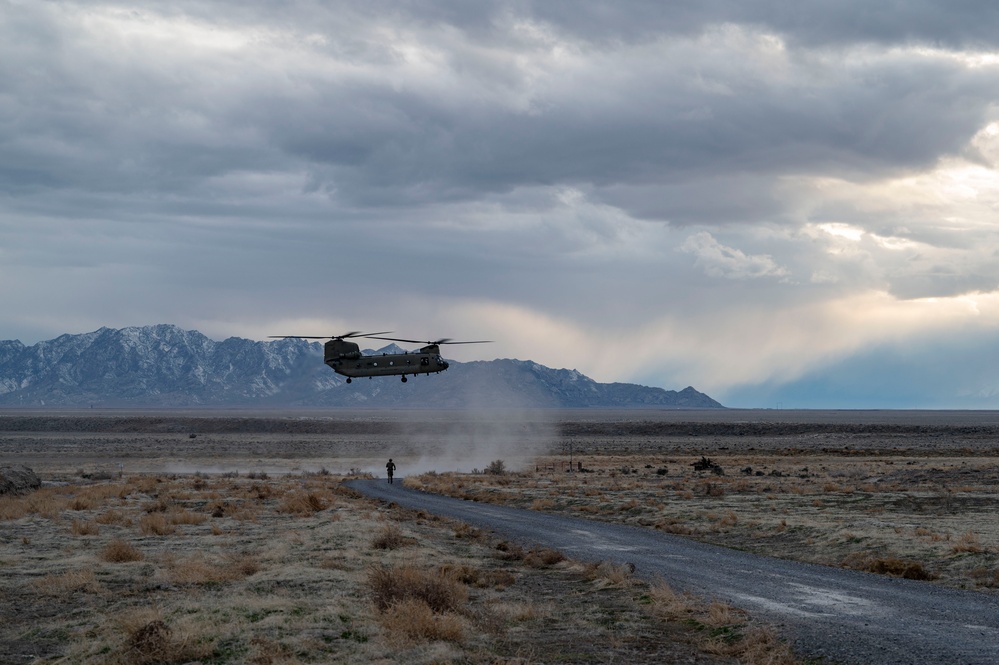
[
  {"left": 269, "top": 330, "right": 393, "bottom": 340},
  {"left": 268, "top": 336, "right": 330, "bottom": 339},
  {"left": 364, "top": 335, "right": 493, "bottom": 345},
  {"left": 351, "top": 331, "right": 393, "bottom": 338},
  {"left": 362, "top": 335, "right": 427, "bottom": 344}
]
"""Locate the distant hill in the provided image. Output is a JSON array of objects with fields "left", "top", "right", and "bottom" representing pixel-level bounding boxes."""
[{"left": 0, "top": 325, "right": 723, "bottom": 409}]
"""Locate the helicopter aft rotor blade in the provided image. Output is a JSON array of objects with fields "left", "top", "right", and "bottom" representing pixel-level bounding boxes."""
[{"left": 364, "top": 335, "right": 493, "bottom": 345}]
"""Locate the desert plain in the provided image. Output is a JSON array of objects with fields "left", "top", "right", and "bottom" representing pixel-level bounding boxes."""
[{"left": 2, "top": 408, "right": 999, "bottom": 664}]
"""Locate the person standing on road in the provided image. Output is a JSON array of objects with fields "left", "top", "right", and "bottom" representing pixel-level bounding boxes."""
[{"left": 386, "top": 458, "right": 396, "bottom": 484}]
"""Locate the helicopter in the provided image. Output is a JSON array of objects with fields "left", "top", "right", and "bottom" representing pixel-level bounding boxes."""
[{"left": 269, "top": 332, "right": 491, "bottom": 383}]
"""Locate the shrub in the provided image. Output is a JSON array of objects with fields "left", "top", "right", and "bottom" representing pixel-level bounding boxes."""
[
  {"left": 103, "top": 539, "right": 144, "bottom": 563},
  {"left": 277, "top": 491, "right": 328, "bottom": 515},
  {"left": 378, "top": 597, "right": 466, "bottom": 644},
  {"left": 494, "top": 540, "right": 526, "bottom": 561},
  {"left": 71, "top": 519, "right": 100, "bottom": 536},
  {"left": 227, "top": 554, "right": 262, "bottom": 577},
  {"left": 120, "top": 618, "right": 213, "bottom": 665},
  {"left": 96, "top": 509, "right": 129, "bottom": 525},
  {"left": 440, "top": 564, "right": 517, "bottom": 589},
  {"left": 525, "top": 548, "right": 566, "bottom": 568},
  {"left": 371, "top": 523, "right": 416, "bottom": 550},
  {"left": 67, "top": 496, "right": 95, "bottom": 511},
  {"left": 169, "top": 508, "right": 208, "bottom": 525},
  {"left": 952, "top": 531, "right": 986, "bottom": 554},
  {"left": 139, "top": 513, "right": 176, "bottom": 536},
  {"left": 368, "top": 565, "right": 469, "bottom": 614},
  {"left": 842, "top": 553, "right": 936, "bottom": 580},
  {"left": 126, "top": 620, "right": 171, "bottom": 664},
  {"left": 485, "top": 459, "right": 506, "bottom": 475},
  {"left": 584, "top": 560, "right": 634, "bottom": 585}
]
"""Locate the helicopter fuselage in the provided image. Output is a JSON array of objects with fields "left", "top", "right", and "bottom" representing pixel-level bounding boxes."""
[{"left": 324, "top": 339, "right": 449, "bottom": 382}]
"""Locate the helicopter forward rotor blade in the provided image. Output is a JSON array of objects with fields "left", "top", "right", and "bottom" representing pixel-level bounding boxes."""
[
  {"left": 269, "top": 336, "right": 330, "bottom": 339},
  {"left": 269, "top": 330, "right": 393, "bottom": 340},
  {"left": 350, "top": 331, "right": 393, "bottom": 339}
]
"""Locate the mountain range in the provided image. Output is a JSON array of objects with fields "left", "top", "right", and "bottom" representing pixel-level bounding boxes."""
[{"left": 0, "top": 325, "right": 723, "bottom": 409}]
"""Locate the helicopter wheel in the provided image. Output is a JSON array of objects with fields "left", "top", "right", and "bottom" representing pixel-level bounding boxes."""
[
  {"left": 401, "top": 376, "right": 407, "bottom": 383},
  {"left": 346, "top": 378, "right": 352, "bottom": 384}
]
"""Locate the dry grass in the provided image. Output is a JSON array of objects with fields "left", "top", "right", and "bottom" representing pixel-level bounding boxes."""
[
  {"left": 648, "top": 582, "right": 799, "bottom": 665},
  {"left": 163, "top": 553, "right": 240, "bottom": 585},
  {"left": 33, "top": 569, "right": 101, "bottom": 595},
  {"left": 412, "top": 446, "right": 999, "bottom": 592},
  {"left": 9, "top": 491, "right": 734, "bottom": 665},
  {"left": 15, "top": 414, "right": 994, "bottom": 664}
]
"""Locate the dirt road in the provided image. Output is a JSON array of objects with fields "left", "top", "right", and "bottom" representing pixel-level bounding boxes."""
[{"left": 351, "top": 479, "right": 999, "bottom": 665}]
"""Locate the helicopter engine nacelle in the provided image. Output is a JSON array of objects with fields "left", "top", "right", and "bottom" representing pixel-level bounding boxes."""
[{"left": 325, "top": 339, "right": 361, "bottom": 363}]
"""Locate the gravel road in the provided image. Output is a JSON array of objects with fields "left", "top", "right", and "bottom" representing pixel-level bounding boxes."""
[{"left": 350, "top": 478, "right": 999, "bottom": 665}]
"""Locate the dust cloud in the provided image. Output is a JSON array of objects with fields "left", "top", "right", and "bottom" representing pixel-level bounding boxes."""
[{"left": 362, "top": 409, "right": 558, "bottom": 479}]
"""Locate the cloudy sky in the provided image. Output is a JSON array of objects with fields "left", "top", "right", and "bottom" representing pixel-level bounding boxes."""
[{"left": 3, "top": 1, "right": 999, "bottom": 408}]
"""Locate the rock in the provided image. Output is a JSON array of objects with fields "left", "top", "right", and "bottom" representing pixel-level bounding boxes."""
[{"left": 0, "top": 465, "right": 41, "bottom": 495}]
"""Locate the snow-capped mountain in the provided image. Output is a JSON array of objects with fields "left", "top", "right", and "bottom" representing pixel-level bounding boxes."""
[{"left": 0, "top": 325, "right": 723, "bottom": 408}]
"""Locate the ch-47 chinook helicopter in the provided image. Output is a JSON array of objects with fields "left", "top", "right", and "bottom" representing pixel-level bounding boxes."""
[{"left": 269, "top": 332, "right": 491, "bottom": 383}]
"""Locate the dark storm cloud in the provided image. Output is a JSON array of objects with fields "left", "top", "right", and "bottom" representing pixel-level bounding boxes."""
[
  {"left": 527, "top": 0, "right": 999, "bottom": 49},
  {"left": 257, "top": 34, "right": 996, "bottom": 217},
  {"left": 4, "top": 0, "right": 996, "bottom": 214}
]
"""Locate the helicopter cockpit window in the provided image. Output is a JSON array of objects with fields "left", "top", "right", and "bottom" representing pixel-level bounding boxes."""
[{"left": 420, "top": 357, "right": 430, "bottom": 366}]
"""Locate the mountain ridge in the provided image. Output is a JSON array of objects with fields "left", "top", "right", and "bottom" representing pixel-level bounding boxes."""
[{"left": 0, "top": 325, "right": 723, "bottom": 409}]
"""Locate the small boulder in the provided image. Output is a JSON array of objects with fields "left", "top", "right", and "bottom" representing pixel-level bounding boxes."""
[{"left": 0, "top": 465, "right": 42, "bottom": 495}]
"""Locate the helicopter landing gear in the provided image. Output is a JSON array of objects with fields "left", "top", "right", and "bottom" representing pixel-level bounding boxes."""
[
  {"left": 345, "top": 378, "right": 352, "bottom": 384},
  {"left": 401, "top": 376, "right": 408, "bottom": 383}
]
